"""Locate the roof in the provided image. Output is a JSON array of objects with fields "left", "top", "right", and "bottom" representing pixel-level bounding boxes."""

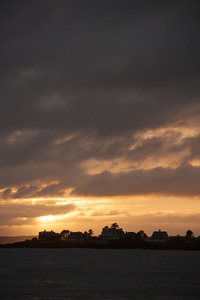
[{"left": 151, "top": 229, "right": 168, "bottom": 239}]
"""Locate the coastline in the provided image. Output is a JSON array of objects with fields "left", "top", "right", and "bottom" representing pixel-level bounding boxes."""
[{"left": 1, "top": 239, "right": 200, "bottom": 250}]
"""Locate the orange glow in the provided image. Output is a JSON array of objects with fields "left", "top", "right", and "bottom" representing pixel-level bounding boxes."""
[
  {"left": 1, "top": 127, "right": 200, "bottom": 236},
  {"left": 190, "top": 159, "right": 200, "bottom": 167},
  {"left": 6, "top": 130, "right": 37, "bottom": 143},
  {"left": 38, "top": 215, "right": 55, "bottom": 222},
  {"left": 54, "top": 133, "right": 80, "bottom": 145}
]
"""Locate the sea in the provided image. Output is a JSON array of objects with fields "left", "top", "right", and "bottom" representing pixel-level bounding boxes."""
[{"left": 0, "top": 248, "right": 199, "bottom": 299}]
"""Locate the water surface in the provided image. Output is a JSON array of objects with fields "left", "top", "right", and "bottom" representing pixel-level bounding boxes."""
[{"left": 0, "top": 248, "right": 199, "bottom": 299}]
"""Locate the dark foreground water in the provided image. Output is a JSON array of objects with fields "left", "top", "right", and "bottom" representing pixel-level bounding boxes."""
[{"left": 0, "top": 249, "right": 200, "bottom": 299}]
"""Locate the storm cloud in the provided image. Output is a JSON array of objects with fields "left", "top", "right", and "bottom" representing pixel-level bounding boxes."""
[
  {"left": 73, "top": 165, "right": 200, "bottom": 197},
  {"left": 0, "top": 1, "right": 200, "bottom": 234},
  {"left": 1, "top": 0, "right": 200, "bottom": 134}
]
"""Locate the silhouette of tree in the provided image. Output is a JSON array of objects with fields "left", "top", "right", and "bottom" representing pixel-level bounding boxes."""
[
  {"left": 136, "top": 230, "right": 147, "bottom": 240},
  {"left": 83, "top": 231, "right": 88, "bottom": 238},
  {"left": 185, "top": 230, "right": 194, "bottom": 244},
  {"left": 83, "top": 229, "right": 94, "bottom": 238},
  {"left": 186, "top": 230, "right": 194, "bottom": 238},
  {"left": 111, "top": 223, "right": 119, "bottom": 229},
  {"left": 60, "top": 230, "right": 70, "bottom": 240},
  {"left": 88, "top": 229, "right": 94, "bottom": 237}
]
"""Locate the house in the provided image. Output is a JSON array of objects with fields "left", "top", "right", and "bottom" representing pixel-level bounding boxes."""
[
  {"left": 39, "top": 230, "right": 60, "bottom": 241},
  {"left": 101, "top": 227, "right": 124, "bottom": 240},
  {"left": 150, "top": 229, "right": 168, "bottom": 242},
  {"left": 67, "top": 231, "right": 84, "bottom": 241}
]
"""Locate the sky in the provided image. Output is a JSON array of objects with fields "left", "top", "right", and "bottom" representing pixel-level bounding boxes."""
[{"left": 1, "top": 0, "right": 200, "bottom": 237}]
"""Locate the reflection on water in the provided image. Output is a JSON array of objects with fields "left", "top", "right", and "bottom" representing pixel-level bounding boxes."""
[{"left": 0, "top": 248, "right": 200, "bottom": 299}]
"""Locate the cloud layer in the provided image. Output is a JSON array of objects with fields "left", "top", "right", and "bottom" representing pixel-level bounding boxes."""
[{"left": 0, "top": 1, "right": 200, "bottom": 233}]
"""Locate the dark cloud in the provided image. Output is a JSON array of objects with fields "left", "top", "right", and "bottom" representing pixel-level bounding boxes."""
[
  {"left": 0, "top": 0, "right": 200, "bottom": 135},
  {"left": 0, "top": 0, "right": 200, "bottom": 202},
  {"left": 2, "top": 188, "right": 12, "bottom": 200},
  {"left": 73, "top": 165, "right": 200, "bottom": 197},
  {"left": 0, "top": 130, "right": 200, "bottom": 198}
]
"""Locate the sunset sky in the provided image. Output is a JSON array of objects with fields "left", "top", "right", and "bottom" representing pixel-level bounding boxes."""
[{"left": 1, "top": 0, "right": 200, "bottom": 237}]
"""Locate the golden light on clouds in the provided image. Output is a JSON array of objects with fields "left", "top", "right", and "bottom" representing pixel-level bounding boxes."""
[
  {"left": 54, "top": 133, "right": 80, "bottom": 145},
  {"left": 1, "top": 192, "right": 200, "bottom": 236},
  {"left": 6, "top": 130, "right": 38, "bottom": 144},
  {"left": 27, "top": 194, "right": 200, "bottom": 235},
  {"left": 81, "top": 126, "right": 198, "bottom": 175},
  {"left": 81, "top": 158, "right": 133, "bottom": 175},
  {"left": 190, "top": 159, "right": 200, "bottom": 167},
  {"left": 134, "top": 126, "right": 200, "bottom": 140}
]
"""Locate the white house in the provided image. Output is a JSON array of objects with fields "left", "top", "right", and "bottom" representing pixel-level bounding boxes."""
[
  {"left": 101, "top": 227, "right": 124, "bottom": 240},
  {"left": 39, "top": 230, "right": 60, "bottom": 241},
  {"left": 150, "top": 229, "right": 168, "bottom": 242}
]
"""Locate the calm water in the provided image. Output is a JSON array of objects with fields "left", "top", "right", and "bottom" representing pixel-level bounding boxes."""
[{"left": 0, "top": 248, "right": 199, "bottom": 299}]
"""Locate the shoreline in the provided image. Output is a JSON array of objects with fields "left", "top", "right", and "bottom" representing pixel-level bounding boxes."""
[{"left": 1, "top": 239, "right": 200, "bottom": 250}]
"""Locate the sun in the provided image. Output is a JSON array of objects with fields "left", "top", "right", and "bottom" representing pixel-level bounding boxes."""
[{"left": 38, "top": 215, "right": 55, "bottom": 222}]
